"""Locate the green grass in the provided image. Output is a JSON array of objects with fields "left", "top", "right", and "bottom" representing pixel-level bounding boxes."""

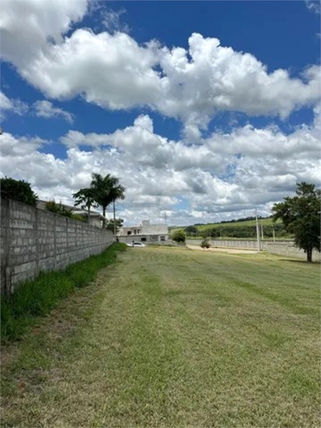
[
  {"left": 1, "top": 247, "right": 320, "bottom": 427},
  {"left": 1, "top": 243, "right": 126, "bottom": 341},
  {"left": 196, "top": 216, "right": 280, "bottom": 230},
  {"left": 170, "top": 217, "right": 281, "bottom": 233}
]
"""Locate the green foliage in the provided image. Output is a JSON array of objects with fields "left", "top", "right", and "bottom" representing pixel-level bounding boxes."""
[
  {"left": 198, "top": 223, "right": 286, "bottom": 239},
  {"left": 184, "top": 225, "right": 198, "bottom": 235},
  {"left": 172, "top": 217, "right": 288, "bottom": 239},
  {"left": 1, "top": 243, "right": 127, "bottom": 341},
  {"left": 171, "top": 229, "right": 186, "bottom": 243},
  {"left": 0, "top": 176, "right": 38, "bottom": 206},
  {"left": 272, "top": 182, "right": 321, "bottom": 262},
  {"left": 90, "top": 174, "right": 125, "bottom": 212},
  {"left": 200, "top": 237, "right": 211, "bottom": 249},
  {"left": 71, "top": 214, "right": 86, "bottom": 222},
  {"left": 106, "top": 218, "right": 123, "bottom": 232},
  {"left": 72, "top": 188, "right": 98, "bottom": 223},
  {"left": 89, "top": 173, "right": 125, "bottom": 228},
  {"left": 45, "top": 201, "right": 73, "bottom": 217}
]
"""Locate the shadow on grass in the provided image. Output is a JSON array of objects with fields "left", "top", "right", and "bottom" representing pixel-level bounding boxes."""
[{"left": 279, "top": 258, "right": 320, "bottom": 264}]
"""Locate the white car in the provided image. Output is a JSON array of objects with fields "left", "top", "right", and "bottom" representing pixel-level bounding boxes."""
[{"left": 127, "top": 242, "right": 146, "bottom": 247}]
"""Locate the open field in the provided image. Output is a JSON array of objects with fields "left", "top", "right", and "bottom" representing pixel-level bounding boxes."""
[
  {"left": 1, "top": 247, "right": 320, "bottom": 427},
  {"left": 170, "top": 216, "right": 281, "bottom": 232},
  {"left": 196, "top": 217, "right": 280, "bottom": 230},
  {"left": 169, "top": 217, "right": 290, "bottom": 240}
]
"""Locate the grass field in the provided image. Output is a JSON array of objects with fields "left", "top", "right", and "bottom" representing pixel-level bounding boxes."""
[
  {"left": 170, "top": 216, "right": 281, "bottom": 232},
  {"left": 1, "top": 247, "right": 320, "bottom": 427},
  {"left": 196, "top": 217, "right": 279, "bottom": 231}
]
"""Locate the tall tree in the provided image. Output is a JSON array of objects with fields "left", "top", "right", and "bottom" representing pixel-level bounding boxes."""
[
  {"left": 72, "top": 188, "right": 98, "bottom": 223},
  {"left": 272, "top": 182, "right": 321, "bottom": 262},
  {"left": 90, "top": 173, "right": 125, "bottom": 231},
  {"left": 106, "top": 218, "right": 124, "bottom": 233},
  {"left": 0, "top": 177, "right": 38, "bottom": 206}
]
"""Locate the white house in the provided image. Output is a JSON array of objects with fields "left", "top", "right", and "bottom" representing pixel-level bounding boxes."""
[{"left": 118, "top": 220, "right": 168, "bottom": 244}]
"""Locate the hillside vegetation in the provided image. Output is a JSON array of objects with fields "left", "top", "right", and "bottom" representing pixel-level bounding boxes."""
[{"left": 170, "top": 216, "right": 289, "bottom": 239}]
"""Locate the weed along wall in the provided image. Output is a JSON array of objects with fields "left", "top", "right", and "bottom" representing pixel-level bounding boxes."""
[{"left": 1, "top": 198, "right": 113, "bottom": 295}]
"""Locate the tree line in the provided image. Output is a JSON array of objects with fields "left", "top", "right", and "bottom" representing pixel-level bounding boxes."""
[
  {"left": 1, "top": 178, "right": 320, "bottom": 260},
  {"left": 0, "top": 174, "right": 125, "bottom": 234}
]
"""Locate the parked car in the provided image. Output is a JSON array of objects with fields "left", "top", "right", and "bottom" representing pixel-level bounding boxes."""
[{"left": 127, "top": 242, "right": 146, "bottom": 247}]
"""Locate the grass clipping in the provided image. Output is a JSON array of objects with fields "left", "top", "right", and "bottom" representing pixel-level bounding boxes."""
[{"left": 1, "top": 243, "right": 127, "bottom": 341}]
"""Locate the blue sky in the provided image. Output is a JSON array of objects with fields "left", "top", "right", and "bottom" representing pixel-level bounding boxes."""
[{"left": 1, "top": 0, "right": 320, "bottom": 226}]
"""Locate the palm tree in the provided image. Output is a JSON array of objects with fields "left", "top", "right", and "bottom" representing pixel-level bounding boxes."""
[
  {"left": 72, "top": 188, "right": 98, "bottom": 223},
  {"left": 90, "top": 173, "right": 125, "bottom": 232},
  {"left": 109, "top": 183, "right": 125, "bottom": 237}
]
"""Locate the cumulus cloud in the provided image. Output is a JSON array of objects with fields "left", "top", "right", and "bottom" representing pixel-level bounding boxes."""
[
  {"left": 1, "top": 0, "right": 320, "bottom": 225},
  {"left": 1, "top": 107, "right": 320, "bottom": 225},
  {"left": 33, "top": 100, "right": 74, "bottom": 123},
  {"left": 0, "top": 91, "right": 29, "bottom": 121},
  {"left": 0, "top": 0, "right": 88, "bottom": 67},
  {"left": 1, "top": 0, "right": 320, "bottom": 127}
]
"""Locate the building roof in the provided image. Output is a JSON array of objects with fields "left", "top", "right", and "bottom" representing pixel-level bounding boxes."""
[{"left": 37, "top": 199, "right": 105, "bottom": 220}]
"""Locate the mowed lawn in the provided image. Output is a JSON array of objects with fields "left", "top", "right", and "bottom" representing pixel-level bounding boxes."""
[{"left": 1, "top": 247, "right": 320, "bottom": 428}]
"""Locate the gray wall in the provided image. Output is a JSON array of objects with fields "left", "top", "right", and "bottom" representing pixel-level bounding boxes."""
[
  {"left": 1, "top": 198, "right": 113, "bottom": 294},
  {"left": 186, "top": 239, "right": 320, "bottom": 261},
  {"left": 186, "top": 239, "right": 287, "bottom": 250},
  {"left": 118, "top": 234, "right": 168, "bottom": 244},
  {"left": 266, "top": 242, "right": 321, "bottom": 262}
]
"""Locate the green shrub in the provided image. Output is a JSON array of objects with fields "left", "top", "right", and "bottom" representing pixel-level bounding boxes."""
[
  {"left": 45, "top": 201, "right": 73, "bottom": 218},
  {"left": 0, "top": 177, "right": 38, "bottom": 206},
  {"left": 201, "top": 238, "right": 211, "bottom": 249},
  {"left": 171, "top": 229, "right": 186, "bottom": 243}
]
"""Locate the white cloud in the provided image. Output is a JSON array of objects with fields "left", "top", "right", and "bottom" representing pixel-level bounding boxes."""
[
  {"left": 0, "top": 91, "right": 29, "bottom": 121},
  {"left": 1, "top": 0, "right": 320, "bottom": 127},
  {"left": 100, "top": 8, "right": 130, "bottom": 33},
  {"left": 0, "top": 92, "right": 12, "bottom": 111},
  {"left": 0, "top": 0, "right": 88, "bottom": 67},
  {"left": 33, "top": 100, "right": 74, "bottom": 123},
  {"left": 305, "top": 0, "right": 321, "bottom": 14},
  {"left": 157, "top": 34, "right": 320, "bottom": 122},
  {"left": 1, "top": 107, "right": 320, "bottom": 225},
  {"left": 1, "top": 0, "right": 320, "bottom": 225}
]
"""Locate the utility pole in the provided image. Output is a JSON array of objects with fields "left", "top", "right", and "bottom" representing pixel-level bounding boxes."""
[
  {"left": 261, "top": 224, "right": 264, "bottom": 240},
  {"left": 113, "top": 200, "right": 117, "bottom": 241},
  {"left": 255, "top": 209, "right": 261, "bottom": 252},
  {"left": 272, "top": 227, "right": 275, "bottom": 243}
]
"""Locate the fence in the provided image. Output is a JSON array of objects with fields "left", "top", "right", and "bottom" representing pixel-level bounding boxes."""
[
  {"left": 1, "top": 198, "right": 113, "bottom": 294},
  {"left": 266, "top": 242, "right": 321, "bottom": 262},
  {"left": 186, "top": 239, "right": 320, "bottom": 261},
  {"left": 186, "top": 239, "right": 292, "bottom": 250}
]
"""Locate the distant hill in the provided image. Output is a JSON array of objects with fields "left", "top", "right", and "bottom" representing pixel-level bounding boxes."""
[{"left": 169, "top": 216, "right": 289, "bottom": 239}]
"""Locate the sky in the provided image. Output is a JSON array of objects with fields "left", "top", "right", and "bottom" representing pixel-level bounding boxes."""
[{"left": 0, "top": 0, "right": 320, "bottom": 226}]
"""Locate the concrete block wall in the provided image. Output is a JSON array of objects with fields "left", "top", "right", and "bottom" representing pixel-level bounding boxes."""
[{"left": 1, "top": 198, "right": 113, "bottom": 294}]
